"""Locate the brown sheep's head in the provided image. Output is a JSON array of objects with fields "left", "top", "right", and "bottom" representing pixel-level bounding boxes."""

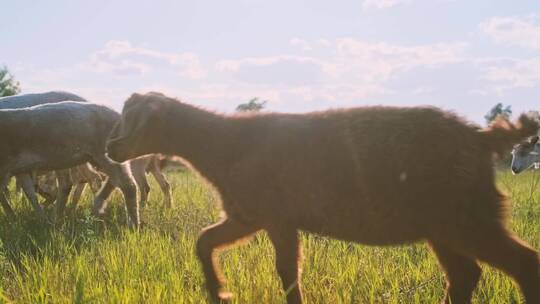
[
  {"left": 510, "top": 135, "right": 540, "bottom": 174},
  {"left": 107, "top": 92, "right": 167, "bottom": 163}
]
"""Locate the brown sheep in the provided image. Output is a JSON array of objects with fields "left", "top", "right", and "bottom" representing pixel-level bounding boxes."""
[{"left": 106, "top": 92, "right": 540, "bottom": 304}]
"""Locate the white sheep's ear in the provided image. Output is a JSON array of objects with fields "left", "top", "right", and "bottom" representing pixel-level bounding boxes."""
[
  {"left": 530, "top": 151, "right": 540, "bottom": 155},
  {"left": 535, "top": 163, "right": 540, "bottom": 169}
]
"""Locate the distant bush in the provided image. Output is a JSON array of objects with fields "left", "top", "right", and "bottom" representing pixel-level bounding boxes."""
[
  {"left": 0, "top": 66, "right": 21, "bottom": 97},
  {"left": 236, "top": 97, "right": 267, "bottom": 112}
]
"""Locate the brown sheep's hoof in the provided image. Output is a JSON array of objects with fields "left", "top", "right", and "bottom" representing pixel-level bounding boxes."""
[
  {"left": 218, "top": 291, "right": 233, "bottom": 302},
  {"left": 209, "top": 290, "right": 233, "bottom": 303}
]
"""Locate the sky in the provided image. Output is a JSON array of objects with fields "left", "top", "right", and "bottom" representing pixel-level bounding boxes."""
[{"left": 1, "top": 0, "right": 539, "bottom": 124}]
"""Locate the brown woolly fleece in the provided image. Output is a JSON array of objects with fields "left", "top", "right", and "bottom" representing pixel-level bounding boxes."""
[{"left": 107, "top": 92, "right": 540, "bottom": 304}]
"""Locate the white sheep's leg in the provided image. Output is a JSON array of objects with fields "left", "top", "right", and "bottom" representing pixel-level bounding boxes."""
[
  {"left": 92, "top": 178, "right": 115, "bottom": 216},
  {"left": 130, "top": 161, "right": 150, "bottom": 208},
  {"left": 70, "top": 183, "right": 86, "bottom": 208},
  {"left": 36, "top": 186, "right": 57, "bottom": 206},
  {"left": 149, "top": 158, "right": 172, "bottom": 207},
  {"left": 54, "top": 169, "right": 73, "bottom": 219},
  {"left": 35, "top": 173, "right": 58, "bottom": 207},
  {"left": 18, "top": 173, "right": 47, "bottom": 221},
  {"left": 88, "top": 169, "right": 103, "bottom": 194},
  {"left": 0, "top": 173, "right": 15, "bottom": 218},
  {"left": 14, "top": 176, "right": 23, "bottom": 199},
  {"left": 92, "top": 155, "right": 139, "bottom": 227}
]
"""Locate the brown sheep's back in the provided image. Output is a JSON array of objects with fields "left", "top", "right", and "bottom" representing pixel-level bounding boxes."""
[{"left": 223, "top": 106, "right": 501, "bottom": 245}]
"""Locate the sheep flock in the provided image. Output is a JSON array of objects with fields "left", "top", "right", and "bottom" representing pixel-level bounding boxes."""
[{"left": 1, "top": 91, "right": 539, "bottom": 304}]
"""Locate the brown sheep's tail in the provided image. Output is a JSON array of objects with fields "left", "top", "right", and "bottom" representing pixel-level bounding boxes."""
[{"left": 479, "top": 114, "right": 539, "bottom": 157}]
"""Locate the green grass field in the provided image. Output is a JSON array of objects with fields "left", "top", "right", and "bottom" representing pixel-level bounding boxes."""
[{"left": 0, "top": 168, "right": 538, "bottom": 303}]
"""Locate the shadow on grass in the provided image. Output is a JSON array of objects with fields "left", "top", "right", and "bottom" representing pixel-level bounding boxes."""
[{"left": 0, "top": 202, "right": 130, "bottom": 270}]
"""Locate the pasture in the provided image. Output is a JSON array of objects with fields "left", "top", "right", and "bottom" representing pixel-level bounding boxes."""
[{"left": 0, "top": 168, "right": 538, "bottom": 303}]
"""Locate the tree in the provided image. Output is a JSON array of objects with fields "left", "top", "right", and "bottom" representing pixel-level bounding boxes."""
[
  {"left": 236, "top": 97, "right": 267, "bottom": 112},
  {"left": 0, "top": 66, "right": 21, "bottom": 97},
  {"left": 484, "top": 103, "right": 512, "bottom": 124}
]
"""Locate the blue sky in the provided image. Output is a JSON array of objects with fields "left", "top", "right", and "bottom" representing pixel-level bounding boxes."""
[{"left": 1, "top": 0, "right": 539, "bottom": 124}]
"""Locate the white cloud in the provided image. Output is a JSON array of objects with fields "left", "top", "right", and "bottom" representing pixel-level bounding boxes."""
[
  {"left": 362, "top": 0, "right": 411, "bottom": 10},
  {"left": 216, "top": 55, "right": 324, "bottom": 72},
  {"left": 412, "top": 86, "right": 435, "bottom": 95},
  {"left": 137, "top": 83, "right": 283, "bottom": 111},
  {"left": 216, "top": 38, "right": 467, "bottom": 98},
  {"left": 479, "top": 57, "right": 540, "bottom": 94},
  {"left": 17, "top": 35, "right": 539, "bottom": 120},
  {"left": 290, "top": 38, "right": 313, "bottom": 51},
  {"left": 82, "top": 40, "right": 207, "bottom": 79},
  {"left": 216, "top": 54, "right": 338, "bottom": 86},
  {"left": 316, "top": 39, "right": 331, "bottom": 47},
  {"left": 480, "top": 15, "right": 540, "bottom": 50},
  {"left": 333, "top": 38, "right": 467, "bottom": 82},
  {"left": 11, "top": 40, "right": 208, "bottom": 110},
  {"left": 14, "top": 37, "right": 469, "bottom": 111}
]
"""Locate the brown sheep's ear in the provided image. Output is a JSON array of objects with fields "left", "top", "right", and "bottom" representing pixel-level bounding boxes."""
[
  {"left": 530, "top": 135, "right": 539, "bottom": 145},
  {"left": 124, "top": 93, "right": 143, "bottom": 108},
  {"left": 127, "top": 93, "right": 143, "bottom": 101},
  {"left": 148, "top": 99, "right": 164, "bottom": 114}
]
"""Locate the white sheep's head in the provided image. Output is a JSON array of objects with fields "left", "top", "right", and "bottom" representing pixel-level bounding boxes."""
[{"left": 510, "top": 135, "right": 540, "bottom": 174}]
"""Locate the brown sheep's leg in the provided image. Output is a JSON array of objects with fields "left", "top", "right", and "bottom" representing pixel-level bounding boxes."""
[
  {"left": 470, "top": 231, "right": 540, "bottom": 303},
  {"left": 267, "top": 228, "right": 303, "bottom": 304},
  {"left": 429, "top": 242, "right": 481, "bottom": 304},
  {"left": 196, "top": 218, "right": 259, "bottom": 302},
  {"left": 149, "top": 161, "right": 172, "bottom": 208}
]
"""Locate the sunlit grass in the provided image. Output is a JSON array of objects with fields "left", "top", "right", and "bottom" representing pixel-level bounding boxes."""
[{"left": 0, "top": 168, "right": 538, "bottom": 303}]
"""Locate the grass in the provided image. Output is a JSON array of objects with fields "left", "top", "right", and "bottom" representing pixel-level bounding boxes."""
[{"left": 0, "top": 168, "right": 538, "bottom": 303}]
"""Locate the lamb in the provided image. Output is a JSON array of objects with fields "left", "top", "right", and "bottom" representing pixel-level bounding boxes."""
[
  {"left": 37, "top": 155, "right": 172, "bottom": 210},
  {"left": 0, "top": 101, "right": 139, "bottom": 226},
  {"left": 511, "top": 135, "right": 540, "bottom": 174},
  {"left": 106, "top": 92, "right": 540, "bottom": 304},
  {"left": 129, "top": 155, "right": 172, "bottom": 208},
  {"left": 37, "top": 164, "right": 105, "bottom": 207}
]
